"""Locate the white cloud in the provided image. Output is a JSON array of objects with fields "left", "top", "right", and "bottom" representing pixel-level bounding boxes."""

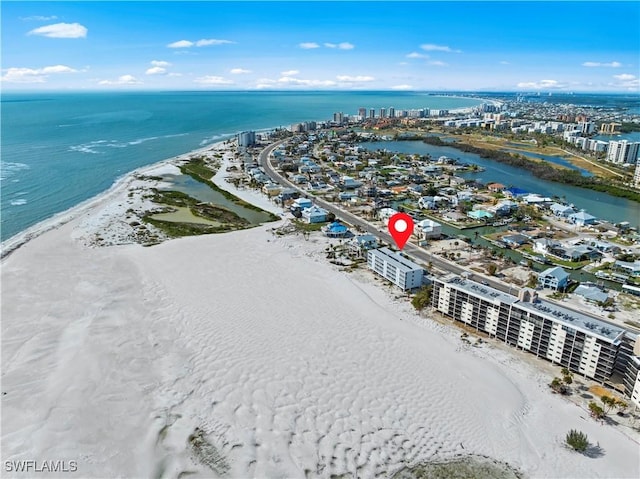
[
  {"left": 516, "top": 79, "right": 566, "bottom": 89},
  {"left": 428, "top": 61, "right": 448, "bottom": 67},
  {"left": 98, "top": 75, "right": 142, "bottom": 86},
  {"left": 195, "top": 38, "right": 234, "bottom": 47},
  {"left": 406, "top": 52, "right": 429, "bottom": 59},
  {"left": 500, "top": 61, "right": 510, "bottom": 65},
  {"left": 146, "top": 67, "right": 167, "bottom": 75},
  {"left": 277, "top": 76, "right": 337, "bottom": 87},
  {"left": 613, "top": 73, "right": 636, "bottom": 81},
  {"left": 194, "top": 76, "right": 234, "bottom": 85},
  {"left": 582, "top": 61, "right": 622, "bottom": 68},
  {"left": 299, "top": 42, "right": 320, "bottom": 49},
  {"left": 281, "top": 70, "right": 299, "bottom": 76},
  {"left": 168, "top": 40, "right": 194, "bottom": 48},
  {"left": 391, "top": 84, "right": 413, "bottom": 90},
  {"left": 145, "top": 60, "right": 172, "bottom": 75},
  {"left": 323, "top": 42, "right": 354, "bottom": 50},
  {"left": 611, "top": 74, "right": 639, "bottom": 90},
  {"left": 168, "top": 39, "right": 233, "bottom": 48},
  {"left": 336, "top": 75, "right": 375, "bottom": 82},
  {"left": 230, "top": 68, "right": 252, "bottom": 74},
  {"left": 28, "top": 22, "right": 87, "bottom": 39},
  {"left": 420, "top": 43, "right": 461, "bottom": 53},
  {"left": 1, "top": 65, "right": 77, "bottom": 83},
  {"left": 21, "top": 15, "right": 58, "bottom": 21},
  {"left": 168, "top": 73, "right": 183, "bottom": 77}
]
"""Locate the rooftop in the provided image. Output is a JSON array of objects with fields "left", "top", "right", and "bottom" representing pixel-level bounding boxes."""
[
  {"left": 374, "top": 247, "right": 424, "bottom": 273},
  {"left": 517, "top": 300, "right": 625, "bottom": 343},
  {"left": 446, "top": 276, "right": 519, "bottom": 305}
]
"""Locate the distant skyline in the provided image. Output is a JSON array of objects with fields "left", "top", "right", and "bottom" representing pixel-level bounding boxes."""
[{"left": 1, "top": 1, "right": 639, "bottom": 93}]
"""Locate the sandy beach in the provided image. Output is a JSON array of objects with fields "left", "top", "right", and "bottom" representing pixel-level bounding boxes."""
[{"left": 2, "top": 145, "right": 639, "bottom": 478}]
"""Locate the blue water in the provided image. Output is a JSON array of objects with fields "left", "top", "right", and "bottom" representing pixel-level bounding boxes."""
[
  {"left": 502, "top": 148, "right": 593, "bottom": 176},
  {"left": 359, "top": 140, "right": 640, "bottom": 228},
  {"left": 1, "top": 91, "right": 483, "bottom": 241}
]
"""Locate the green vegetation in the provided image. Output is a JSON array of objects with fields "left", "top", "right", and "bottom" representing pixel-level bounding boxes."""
[
  {"left": 619, "top": 122, "right": 640, "bottom": 133},
  {"left": 292, "top": 220, "right": 324, "bottom": 232},
  {"left": 411, "top": 285, "right": 433, "bottom": 311},
  {"left": 180, "top": 156, "right": 279, "bottom": 220},
  {"left": 565, "top": 430, "right": 590, "bottom": 453},
  {"left": 422, "top": 135, "right": 640, "bottom": 202},
  {"left": 589, "top": 401, "right": 605, "bottom": 419},
  {"left": 143, "top": 188, "right": 251, "bottom": 238}
]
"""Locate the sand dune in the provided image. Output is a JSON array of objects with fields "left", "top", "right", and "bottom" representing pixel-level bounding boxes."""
[{"left": 2, "top": 175, "right": 639, "bottom": 477}]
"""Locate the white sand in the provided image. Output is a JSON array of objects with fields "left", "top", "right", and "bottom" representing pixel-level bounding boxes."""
[{"left": 2, "top": 160, "right": 640, "bottom": 478}]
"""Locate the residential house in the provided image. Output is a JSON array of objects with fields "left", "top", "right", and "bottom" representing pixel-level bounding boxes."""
[
  {"left": 291, "top": 197, "right": 312, "bottom": 211},
  {"left": 575, "top": 284, "right": 610, "bottom": 304},
  {"left": 349, "top": 234, "right": 378, "bottom": 257},
  {"left": 537, "top": 266, "right": 570, "bottom": 290},
  {"left": 569, "top": 210, "right": 597, "bottom": 227},
  {"left": 467, "top": 210, "right": 494, "bottom": 221},
  {"left": 414, "top": 219, "right": 443, "bottom": 239},
  {"left": 615, "top": 260, "right": 640, "bottom": 277},
  {"left": 323, "top": 221, "right": 349, "bottom": 238},
  {"left": 301, "top": 205, "right": 328, "bottom": 224},
  {"left": 550, "top": 203, "right": 575, "bottom": 218}
]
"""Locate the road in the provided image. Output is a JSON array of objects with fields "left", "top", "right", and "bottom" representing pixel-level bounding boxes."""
[
  {"left": 258, "top": 140, "right": 483, "bottom": 284},
  {"left": 257, "top": 139, "right": 632, "bottom": 331}
]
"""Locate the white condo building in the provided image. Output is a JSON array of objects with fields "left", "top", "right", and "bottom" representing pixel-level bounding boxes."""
[
  {"left": 367, "top": 247, "right": 424, "bottom": 290},
  {"left": 634, "top": 162, "right": 640, "bottom": 188},
  {"left": 606, "top": 140, "right": 640, "bottom": 164}
]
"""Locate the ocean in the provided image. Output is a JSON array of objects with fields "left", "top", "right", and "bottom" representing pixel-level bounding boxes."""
[{"left": 1, "top": 91, "right": 483, "bottom": 242}]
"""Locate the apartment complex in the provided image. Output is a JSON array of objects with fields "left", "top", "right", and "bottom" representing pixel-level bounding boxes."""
[
  {"left": 606, "top": 140, "right": 640, "bottom": 164},
  {"left": 431, "top": 277, "right": 640, "bottom": 390},
  {"left": 367, "top": 247, "right": 424, "bottom": 290}
]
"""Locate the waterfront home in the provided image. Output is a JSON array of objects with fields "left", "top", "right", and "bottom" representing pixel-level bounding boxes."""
[
  {"left": 415, "top": 219, "right": 443, "bottom": 240},
  {"left": 467, "top": 210, "right": 494, "bottom": 221},
  {"left": 489, "top": 200, "right": 518, "bottom": 216},
  {"left": 291, "top": 198, "right": 313, "bottom": 213},
  {"left": 538, "top": 266, "right": 570, "bottom": 290},
  {"left": 533, "top": 238, "right": 560, "bottom": 255},
  {"left": 504, "top": 187, "right": 528, "bottom": 198},
  {"left": 443, "top": 211, "right": 467, "bottom": 223},
  {"left": 569, "top": 210, "right": 597, "bottom": 227},
  {"left": 502, "top": 234, "right": 529, "bottom": 248},
  {"left": 301, "top": 205, "right": 328, "bottom": 224},
  {"left": 550, "top": 203, "right": 575, "bottom": 218},
  {"left": 487, "top": 182, "right": 506, "bottom": 192},
  {"left": 349, "top": 234, "right": 378, "bottom": 257},
  {"left": 262, "top": 183, "right": 282, "bottom": 197},
  {"left": 323, "top": 221, "right": 349, "bottom": 238},
  {"left": 614, "top": 260, "right": 640, "bottom": 277},
  {"left": 291, "top": 174, "right": 308, "bottom": 184}
]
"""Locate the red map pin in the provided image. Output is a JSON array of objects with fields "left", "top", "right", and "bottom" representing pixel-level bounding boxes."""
[{"left": 388, "top": 212, "right": 414, "bottom": 250}]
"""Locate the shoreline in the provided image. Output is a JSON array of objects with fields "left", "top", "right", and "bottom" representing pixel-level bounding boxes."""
[{"left": 0, "top": 140, "right": 233, "bottom": 260}]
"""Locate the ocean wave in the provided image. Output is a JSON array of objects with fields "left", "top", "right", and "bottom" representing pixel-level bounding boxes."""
[
  {"left": 10, "top": 199, "right": 27, "bottom": 206},
  {"left": 0, "top": 161, "right": 31, "bottom": 181},
  {"left": 199, "top": 133, "right": 233, "bottom": 146},
  {"left": 69, "top": 133, "right": 190, "bottom": 154}
]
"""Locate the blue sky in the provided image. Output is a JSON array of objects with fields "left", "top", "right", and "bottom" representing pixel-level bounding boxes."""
[{"left": 1, "top": 1, "right": 639, "bottom": 92}]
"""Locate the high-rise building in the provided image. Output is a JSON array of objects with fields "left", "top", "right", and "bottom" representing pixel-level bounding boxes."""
[
  {"left": 388, "top": 107, "right": 395, "bottom": 118},
  {"left": 333, "top": 112, "right": 344, "bottom": 124},
  {"left": 367, "top": 248, "right": 424, "bottom": 290},
  {"left": 432, "top": 276, "right": 633, "bottom": 383},
  {"left": 606, "top": 140, "right": 640, "bottom": 164},
  {"left": 600, "top": 122, "right": 621, "bottom": 134},
  {"left": 358, "top": 107, "right": 367, "bottom": 119},
  {"left": 369, "top": 108, "right": 375, "bottom": 119},
  {"left": 237, "top": 131, "right": 256, "bottom": 147},
  {"left": 379, "top": 108, "right": 387, "bottom": 118},
  {"left": 634, "top": 162, "right": 640, "bottom": 188}
]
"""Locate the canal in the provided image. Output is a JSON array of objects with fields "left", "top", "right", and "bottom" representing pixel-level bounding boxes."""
[{"left": 360, "top": 140, "right": 640, "bottom": 229}]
